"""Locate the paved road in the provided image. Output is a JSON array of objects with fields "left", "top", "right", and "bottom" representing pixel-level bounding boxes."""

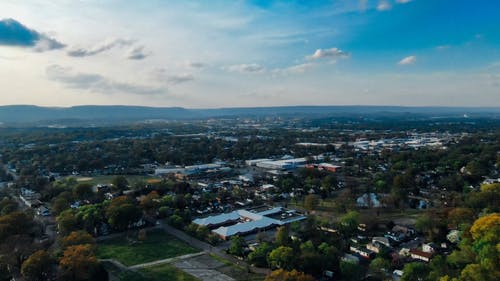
[
  {"left": 158, "top": 221, "right": 270, "bottom": 275},
  {"left": 128, "top": 252, "right": 205, "bottom": 269}
]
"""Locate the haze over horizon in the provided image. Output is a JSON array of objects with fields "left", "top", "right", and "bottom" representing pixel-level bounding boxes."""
[{"left": 1, "top": 0, "right": 499, "bottom": 108}]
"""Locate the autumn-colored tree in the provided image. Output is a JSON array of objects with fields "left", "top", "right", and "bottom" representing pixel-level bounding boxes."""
[
  {"left": 139, "top": 191, "right": 160, "bottom": 215},
  {"left": 59, "top": 244, "right": 98, "bottom": 281},
  {"left": 265, "top": 269, "right": 314, "bottom": 281},
  {"left": 447, "top": 208, "right": 474, "bottom": 229},
  {"left": 61, "top": 231, "right": 94, "bottom": 249},
  {"left": 21, "top": 250, "right": 53, "bottom": 281}
]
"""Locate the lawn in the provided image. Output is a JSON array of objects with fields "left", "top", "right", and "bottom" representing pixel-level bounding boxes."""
[
  {"left": 73, "top": 175, "right": 160, "bottom": 186},
  {"left": 96, "top": 229, "right": 199, "bottom": 266},
  {"left": 140, "top": 264, "right": 200, "bottom": 281}
]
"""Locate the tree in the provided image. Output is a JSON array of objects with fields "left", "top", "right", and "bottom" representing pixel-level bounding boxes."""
[
  {"left": 75, "top": 204, "right": 103, "bottom": 234},
  {"left": 340, "top": 211, "right": 359, "bottom": 237},
  {"left": 264, "top": 269, "right": 315, "bottom": 281},
  {"left": 73, "top": 184, "right": 93, "bottom": 201},
  {"left": 304, "top": 194, "right": 320, "bottom": 212},
  {"left": 267, "top": 246, "right": 295, "bottom": 270},
  {"left": 369, "top": 257, "right": 391, "bottom": 279},
  {"left": 57, "top": 210, "right": 78, "bottom": 236},
  {"left": 59, "top": 244, "right": 99, "bottom": 281},
  {"left": 21, "top": 250, "right": 53, "bottom": 281},
  {"left": 340, "top": 261, "right": 363, "bottom": 281},
  {"left": 248, "top": 242, "right": 274, "bottom": 267},
  {"left": 447, "top": 208, "right": 474, "bottom": 229},
  {"left": 111, "top": 176, "right": 129, "bottom": 191},
  {"left": 52, "top": 197, "right": 70, "bottom": 215},
  {"left": 140, "top": 191, "right": 160, "bottom": 215},
  {"left": 61, "top": 231, "right": 94, "bottom": 248},
  {"left": 0, "top": 211, "right": 34, "bottom": 240},
  {"left": 401, "top": 262, "right": 430, "bottom": 281},
  {"left": 228, "top": 235, "right": 246, "bottom": 257},
  {"left": 275, "top": 226, "right": 291, "bottom": 246},
  {"left": 105, "top": 196, "right": 142, "bottom": 231}
]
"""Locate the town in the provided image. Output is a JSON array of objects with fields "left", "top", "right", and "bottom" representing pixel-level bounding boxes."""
[{"left": 0, "top": 115, "right": 498, "bottom": 281}]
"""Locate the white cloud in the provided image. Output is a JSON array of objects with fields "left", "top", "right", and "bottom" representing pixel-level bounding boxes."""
[
  {"left": 126, "top": 46, "right": 149, "bottom": 60},
  {"left": 396, "top": 0, "right": 412, "bottom": 4},
  {"left": 184, "top": 61, "right": 206, "bottom": 68},
  {"left": 377, "top": 0, "right": 392, "bottom": 11},
  {"left": 398, "top": 55, "right": 416, "bottom": 65},
  {"left": 151, "top": 68, "right": 195, "bottom": 85},
  {"left": 46, "top": 64, "right": 166, "bottom": 95},
  {"left": 436, "top": 45, "right": 450, "bottom": 50},
  {"left": 225, "top": 63, "right": 264, "bottom": 73},
  {"left": 307, "top": 48, "right": 349, "bottom": 60},
  {"left": 67, "top": 38, "right": 135, "bottom": 57},
  {"left": 273, "top": 63, "right": 314, "bottom": 75}
]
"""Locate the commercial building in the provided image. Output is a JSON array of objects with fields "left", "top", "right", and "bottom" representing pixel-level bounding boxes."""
[{"left": 193, "top": 206, "right": 306, "bottom": 240}]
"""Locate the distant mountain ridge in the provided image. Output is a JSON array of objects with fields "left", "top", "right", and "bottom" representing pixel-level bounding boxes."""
[{"left": 0, "top": 105, "right": 499, "bottom": 125}]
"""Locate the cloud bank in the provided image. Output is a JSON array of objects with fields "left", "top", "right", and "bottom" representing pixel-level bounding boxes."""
[
  {"left": 0, "top": 18, "right": 65, "bottom": 51},
  {"left": 46, "top": 64, "right": 166, "bottom": 95},
  {"left": 226, "top": 63, "right": 264, "bottom": 73}
]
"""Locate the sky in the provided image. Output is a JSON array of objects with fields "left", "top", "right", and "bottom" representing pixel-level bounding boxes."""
[{"left": 0, "top": 0, "right": 499, "bottom": 108}]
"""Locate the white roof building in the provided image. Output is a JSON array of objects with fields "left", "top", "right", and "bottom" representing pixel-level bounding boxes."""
[{"left": 193, "top": 207, "right": 306, "bottom": 240}]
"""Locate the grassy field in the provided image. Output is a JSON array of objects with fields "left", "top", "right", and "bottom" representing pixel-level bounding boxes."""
[
  {"left": 140, "top": 264, "right": 200, "bottom": 281},
  {"left": 96, "top": 229, "right": 199, "bottom": 266},
  {"left": 73, "top": 175, "right": 161, "bottom": 186}
]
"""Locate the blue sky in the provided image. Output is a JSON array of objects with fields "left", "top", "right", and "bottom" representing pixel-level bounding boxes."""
[{"left": 0, "top": 0, "right": 499, "bottom": 107}]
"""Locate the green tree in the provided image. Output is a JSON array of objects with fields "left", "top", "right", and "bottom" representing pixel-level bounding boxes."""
[
  {"left": 111, "top": 176, "right": 129, "bottom": 191},
  {"left": 228, "top": 235, "right": 246, "bottom": 257},
  {"left": 21, "top": 250, "right": 53, "bottom": 281},
  {"left": 275, "top": 226, "right": 291, "bottom": 246},
  {"left": 369, "top": 257, "right": 391, "bottom": 279},
  {"left": 105, "top": 196, "right": 142, "bottom": 231},
  {"left": 56, "top": 210, "right": 78, "bottom": 236},
  {"left": 248, "top": 242, "right": 274, "bottom": 267},
  {"left": 304, "top": 194, "right": 320, "bottom": 212},
  {"left": 340, "top": 261, "right": 363, "bottom": 281},
  {"left": 267, "top": 246, "right": 295, "bottom": 270},
  {"left": 401, "top": 262, "right": 430, "bottom": 281},
  {"left": 340, "top": 211, "right": 359, "bottom": 237},
  {"left": 73, "top": 184, "right": 94, "bottom": 201}
]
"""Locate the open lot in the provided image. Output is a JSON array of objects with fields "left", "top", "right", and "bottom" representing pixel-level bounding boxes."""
[
  {"left": 96, "top": 229, "right": 199, "bottom": 266},
  {"left": 140, "top": 263, "right": 200, "bottom": 281},
  {"left": 72, "top": 175, "right": 161, "bottom": 186}
]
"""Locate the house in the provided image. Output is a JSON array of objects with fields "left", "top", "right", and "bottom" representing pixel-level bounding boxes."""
[
  {"left": 342, "top": 253, "right": 360, "bottom": 264},
  {"left": 356, "top": 193, "right": 382, "bottom": 208},
  {"left": 372, "top": 237, "right": 391, "bottom": 248},
  {"left": 422, "top": 243, "right": 438, "bottom": 254},
  {"left": 37, "top": 206, "right": 51, "bottom": 216},
  {"left": 366, "top": 242, "right": 386, "bottom": 254},
  {"left": 349, "top": 245, "right": 375, "bottom": 259},
  {"left": 409, "top": 249, "right": 433, "bottom": 262}
]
